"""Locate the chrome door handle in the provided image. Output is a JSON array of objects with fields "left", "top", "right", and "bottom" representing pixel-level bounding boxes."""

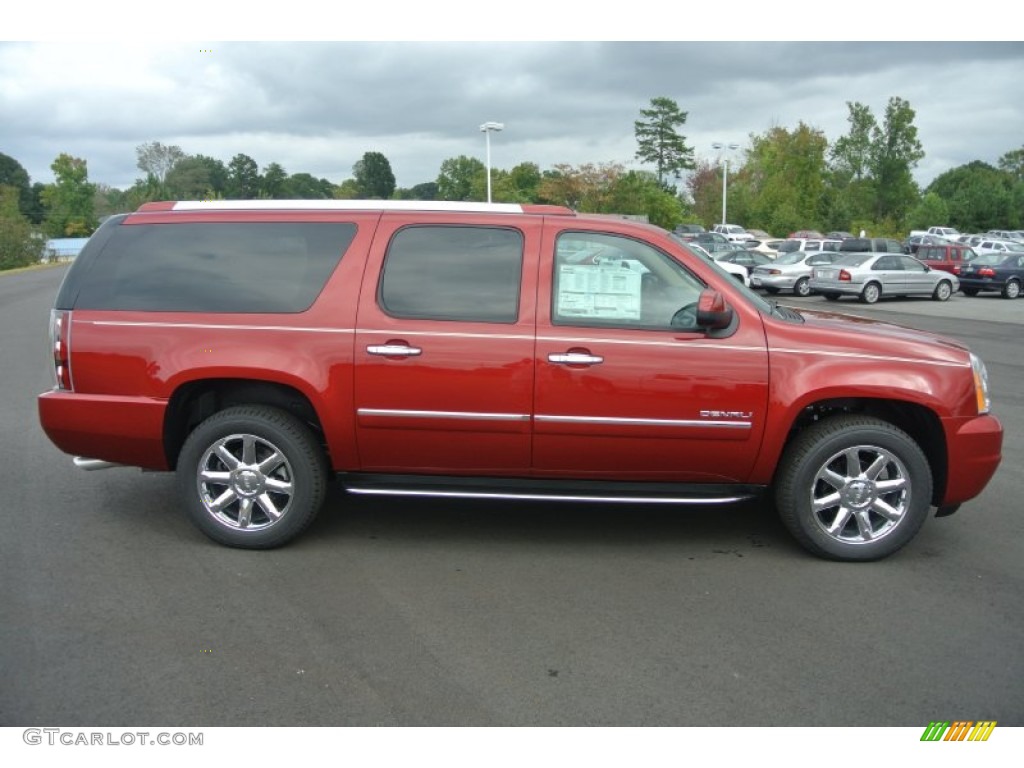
[
  {"left": 367, "top": 344, "right": 422, "bottom": 357},
  {"left": 548, "top": 352, "right": 604, "bottom": 366}
]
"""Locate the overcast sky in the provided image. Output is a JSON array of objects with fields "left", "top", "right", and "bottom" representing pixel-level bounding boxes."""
[{"left": 3, "top": 16, "right": 1022, "bottom": 194}]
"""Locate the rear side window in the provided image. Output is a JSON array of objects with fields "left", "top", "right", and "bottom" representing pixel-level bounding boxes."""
[
  {"left": 379, "top": 225, "right": 523, "bottom": 323},
  {"left": 74, "top": 222, "right": 355, "bottom": 313}
]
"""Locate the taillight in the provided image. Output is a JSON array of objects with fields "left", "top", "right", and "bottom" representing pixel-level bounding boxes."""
[
  {"left": 49, "top": 309, "right": 73, "bottom": 390},
  {"left": 839, "top": 270, "right": 852, "bottom": 282},
  {"left": 978, "top": 267, "right": 996, "bottom": 277}
]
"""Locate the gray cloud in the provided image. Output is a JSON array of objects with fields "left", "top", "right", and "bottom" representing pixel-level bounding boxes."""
[{"left": 2, "top": 41, "right": 1022, "bottom": 191}]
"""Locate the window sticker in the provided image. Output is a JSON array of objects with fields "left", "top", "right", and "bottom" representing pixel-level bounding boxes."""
[{"left": 557, "top": 263, "right": 642, "bottom": 320}]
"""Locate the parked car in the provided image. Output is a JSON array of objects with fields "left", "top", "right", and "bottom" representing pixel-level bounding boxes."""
[
  {"left": 914, "top": 243, "right": 977, "bottom": 275},
  {"left": 958, "top": 252, "right": 1024, "bottom": 298},
  {"left": 904, "top": 234, "right": 953, "bottom": 254},
  {"left": 826, "top": 231, "right": 855, "bottom": 241},
  {"left": 750, "top": 250, "right": 843, "bottom": 296},
  {"left": 985, "top": 230, "right": 1024, "bottom": 242},
  {"left": 36, "top": 199, "right": 1002, "bottom": 561},
  {"left": 673, "top": 223, "right": 705, "bottom": 235},
  {"left": 746, "top": 229, "right": 772, "bottom": 240},
  {"left": 713, "top": 249, "right": 774, "bottom": 275},
  {"left": 809, "top": 252, "right": 959, "bottom": 304},
  {"left": 713, "top": 224, "right": 755, "bottom": 244},
  {"left": 747, "top": 239, "right": 784, "bottom": 258},
  {"left": 789, "top": 229, "right": 824, "bottom": 239},
  {"left": 776, "top": 238, "right": 842, "bottom": 254},
  {"left": 973, "top": 239, "right": 1024, "bottom": 257},
  {"left": 838, "top": 237, "right": 904, "bottom": 253},
  {"left": 927, "top": 226, "right": 961, "bottom": 240},
  {"left": 678, "top": 240, "right": 750, "bottom": 286}
]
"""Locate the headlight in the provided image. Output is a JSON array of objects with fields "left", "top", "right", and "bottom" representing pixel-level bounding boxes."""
[{"left": 970, "top": 353, "right": 991, "bottom": 415}]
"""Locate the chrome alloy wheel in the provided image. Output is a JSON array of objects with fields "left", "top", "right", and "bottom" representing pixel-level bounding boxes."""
[
  {"left": 196, "top": 433, "right": 296, "bottom": 531},
  {"left": 809, "top": 445, "right": 911, "bottom": 544}
]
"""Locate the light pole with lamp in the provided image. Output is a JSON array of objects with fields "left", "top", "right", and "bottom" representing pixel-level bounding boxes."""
[
  {"left": 480, "top": 121, "right": 504, "bottom": 203},
  {"left": 711, "top": 142, "right": 740, "bottom": 226}
]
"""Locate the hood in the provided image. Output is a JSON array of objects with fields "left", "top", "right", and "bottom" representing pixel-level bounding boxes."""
[{"left": 772, "top": 306, "right": 971, "bottom": 365}]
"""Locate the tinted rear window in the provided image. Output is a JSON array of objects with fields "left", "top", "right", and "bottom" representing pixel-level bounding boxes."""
[
  {"left": 73, "top": 222, "right": 355, "bottom": 312},
  {"left": 379, "top": 225, "right": 523, "bottom": 323}
]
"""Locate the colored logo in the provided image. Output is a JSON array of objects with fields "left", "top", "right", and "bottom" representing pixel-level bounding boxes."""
[{"left": 920, "top": 721, "right": 996, "bottom": 741}]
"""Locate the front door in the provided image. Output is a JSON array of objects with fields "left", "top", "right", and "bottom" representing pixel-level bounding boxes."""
[{"left": 532, "top": 225, "right": 770, "bottom": 483}]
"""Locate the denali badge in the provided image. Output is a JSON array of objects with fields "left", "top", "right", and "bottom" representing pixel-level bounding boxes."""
[{"left": 700, "top": 410, "right": 753, "bottom": 419}]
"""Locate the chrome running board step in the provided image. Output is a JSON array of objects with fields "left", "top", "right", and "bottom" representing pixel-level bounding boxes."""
[{"left": 340, "top": 473, "right": 763, "bottom": 505}]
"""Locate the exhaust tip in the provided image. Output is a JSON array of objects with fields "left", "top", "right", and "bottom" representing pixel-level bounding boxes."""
[{"left": 73, "top": 457, "right": 124, "bottom": 471}]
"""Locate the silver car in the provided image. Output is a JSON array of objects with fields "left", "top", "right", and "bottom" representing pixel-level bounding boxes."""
[
  {"left": 750, "top": 250, "right": 842, "bottom": 296},
  {"left": 809, "top": 252, "right": 959, "bottom": 304}
]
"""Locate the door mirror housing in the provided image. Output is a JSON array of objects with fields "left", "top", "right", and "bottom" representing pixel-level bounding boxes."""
[{"left": 696, "top": 289, "right": 733, "bottom": 330}]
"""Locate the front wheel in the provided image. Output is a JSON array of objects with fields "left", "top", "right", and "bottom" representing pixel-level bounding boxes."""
[
  {"left": 932, "top": 281, "right": 952, "bottom": 301},
  {"left": 775, "top": 416, "right": 933, "bottom": 561},
  {"left": 794, "top": 277, "right": 811, "bottom": 297},
  {"left": 176, "top": 405, "right": 328, "bottom": 549}
]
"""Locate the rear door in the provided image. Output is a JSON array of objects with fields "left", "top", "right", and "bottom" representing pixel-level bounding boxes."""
[
  {"left": 352, "top": 214, "right": 539, "bottom": 474},
  {"left": 532, "top": 223, "right": 769, "bottom": 482}
]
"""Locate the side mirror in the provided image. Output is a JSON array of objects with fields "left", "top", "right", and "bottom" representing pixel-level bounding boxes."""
[{"left": 696, "top": 289, "right": 733, "bottom": 330}]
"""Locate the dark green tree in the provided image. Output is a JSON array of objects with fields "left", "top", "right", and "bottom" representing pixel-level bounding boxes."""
[
  {"left": 437, "top": 155, "right": 486, "bottom": 201},
  {"left": 926, "top": 161, "right": 1016, "bottom": 231},
  {"left": 260, "top": 162, "right": 288, "bottom": 198},
  {"left": 868, "top": 96, "right": 924, "bottom": 224},
  {"left": 226, "top": 153, "right": 260, "bottom": 199},
  {"left": 353, "top": 152, "right": 396, "bottom": 199},
  {"left": 0, "top": 152, "right": 32, "bottom": 217},
  {"left": 634, "top": 96, "right": 696, "bottom": 185},
  {"left": 285, "top": 173, "right": 334, "bottom": 199},
  {"left": 0, "top": 185, "right": 45, "bottom": 270},
  {"left": 41, "top": 153, "right": 97, "bottom": 236}
]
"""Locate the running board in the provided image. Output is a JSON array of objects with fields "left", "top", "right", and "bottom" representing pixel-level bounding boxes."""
[{"left": 340, "top": 473, "right": 763, "bottom": 506}]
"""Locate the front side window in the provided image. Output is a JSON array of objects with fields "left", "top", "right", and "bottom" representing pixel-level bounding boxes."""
[
  {"left": 552, "top": 232, "right": 704, "bottom": 331},
  {"left": 379, "top": 225, "right": 523, "bottom": 323}
]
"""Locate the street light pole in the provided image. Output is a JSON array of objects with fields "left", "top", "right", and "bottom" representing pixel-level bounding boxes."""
[
  {"left": 711, "top": 142, "right": 740, "bottom": 225},
  {"left": 480, "top": 121, "right": 504, "bottom": 203}
]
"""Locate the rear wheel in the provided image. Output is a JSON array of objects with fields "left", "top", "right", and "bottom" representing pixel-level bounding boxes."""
[
  {"left": 932, "top": 281, "right": 952, "bottom": 301},
  {"left": 860, "top": 282, "right": 881, "bottom": 304},
  {"left": 176, "top": 405, "right": 328, "bottom": 549},
  {"left": 775, "top": 416, "right": 933, "bottom": 561},
  {"left": 1002, "top": 280, "right": 1020, "bottom": 299},
  {"left": 794, "top": 277, "right": 811, "bottom": 297}
]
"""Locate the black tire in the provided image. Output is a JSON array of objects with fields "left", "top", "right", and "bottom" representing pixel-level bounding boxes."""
[
  {"left": 860, "top": 282, "right": 881, "bottom": 304},
  {"left": 775, "top": 416, "right": 933, "bottom": 561},
  {"left": 794, "top": 277, "right": 811, "bottom": 297},
  {"left": 962, "top": 288, "right": 979, "bottom": 297},
  {"left": 932, "top": 280, "right": 953, "bottom": 302},
  {"left": 1002, "top": 280, "right": 1020, "bottom": 299},
  {"left": 823, "top": 293, "right": 841, "bottom": 301},
  {"left": 176, "top": 405, "right": 328, "bottom": 549}
]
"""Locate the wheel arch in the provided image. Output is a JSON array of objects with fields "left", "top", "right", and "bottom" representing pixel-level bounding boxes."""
[
  {"left": 164, "top": 378, "right": 328, "bottom": 470},
  {"left": 767, "top": 397, "right": 948, "bottom": 507}
]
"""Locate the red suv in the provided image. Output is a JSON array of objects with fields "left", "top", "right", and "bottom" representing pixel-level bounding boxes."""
[
  {"left": 38, "top": 201, "right": 1003, "bottom": 561},
  {"left": 915, "top": 243, "right": 976, "bottom": 275}
]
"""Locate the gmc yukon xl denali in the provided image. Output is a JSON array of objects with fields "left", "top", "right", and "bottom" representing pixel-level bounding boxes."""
[{"left": 38, "top": 201, "right": 1003, "bottom": 560}]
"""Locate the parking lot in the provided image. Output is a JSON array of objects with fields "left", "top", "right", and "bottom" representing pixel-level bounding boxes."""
[{"left": 2, "top": 266, "right": 1022, "bottom": 726}]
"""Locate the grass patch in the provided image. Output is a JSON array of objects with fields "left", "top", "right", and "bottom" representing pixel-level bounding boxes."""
[{"left": 0, "top": 261, "right": 70, "bottom": 277}]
